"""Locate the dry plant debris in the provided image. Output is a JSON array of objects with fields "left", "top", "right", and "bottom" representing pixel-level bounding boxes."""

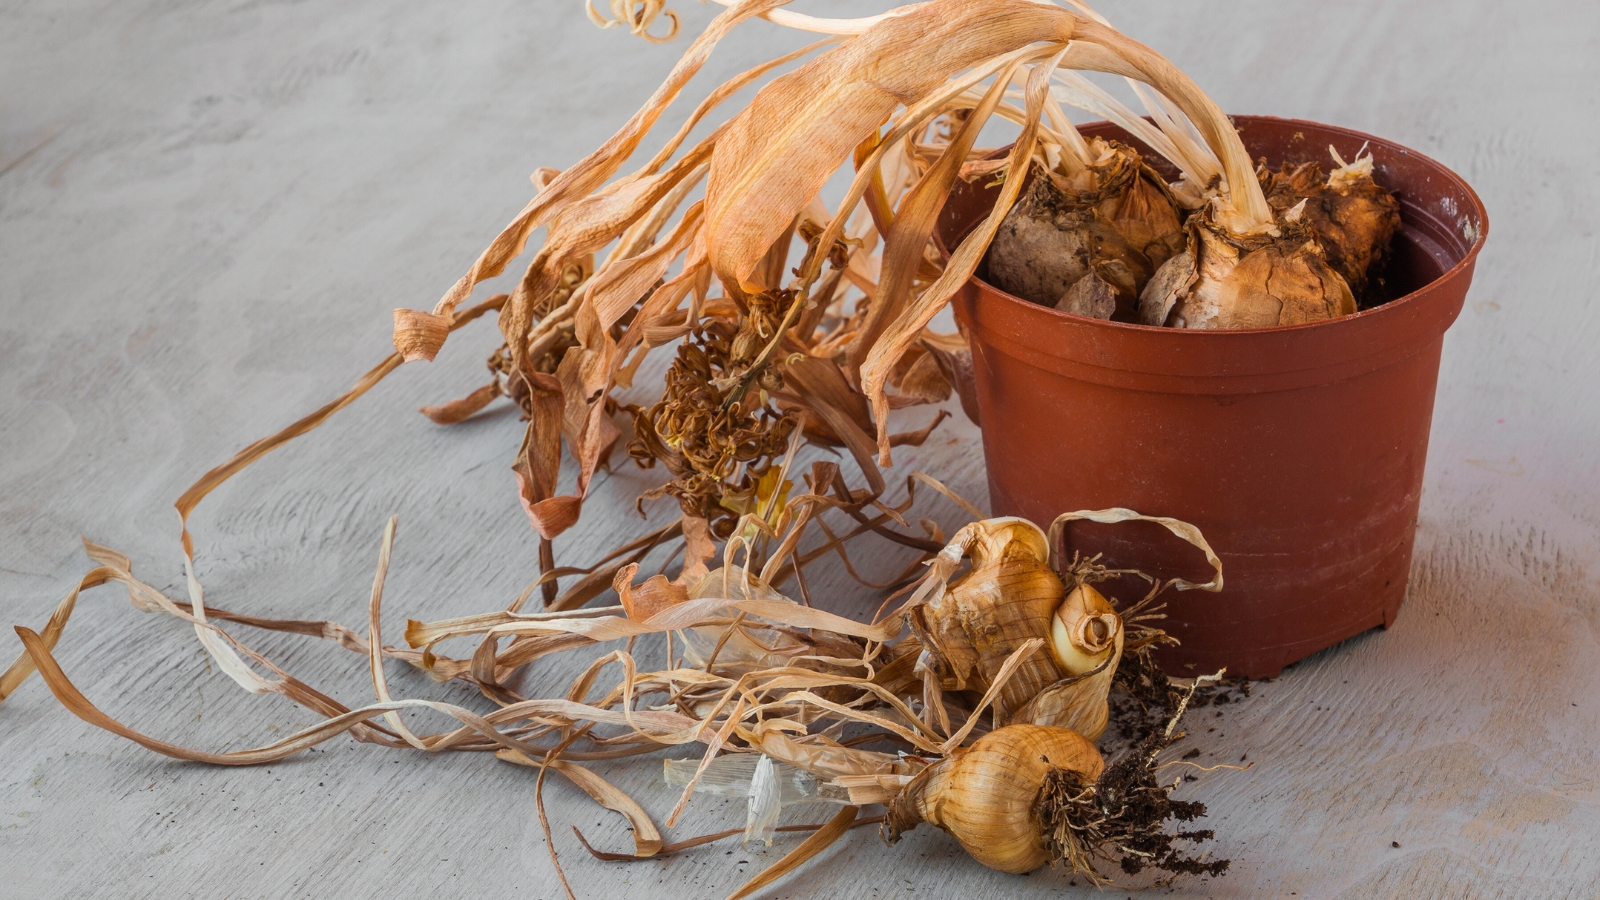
[{"left": 0, "top": 0, "right": 1286, "bottom": 894}]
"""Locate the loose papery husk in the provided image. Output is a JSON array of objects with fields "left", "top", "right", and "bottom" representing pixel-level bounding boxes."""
[{"left": 986, "top": 141, "right": 1185, "bottom": 320}]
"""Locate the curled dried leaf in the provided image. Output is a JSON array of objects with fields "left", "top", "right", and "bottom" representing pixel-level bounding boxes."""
[{"left": 392, "top": 309, "right": 450, "bottom": 362}]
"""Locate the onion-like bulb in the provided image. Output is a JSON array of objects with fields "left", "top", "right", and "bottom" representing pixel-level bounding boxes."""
[
  {"left": 1139, "top": 202, "right": 1356, "bottom": 330},
  {"left": 1259, "top": 149, "right": 1401, "bottom": 301},
  {"left": 911, "top": 518, "right": 1124, "bottom": 738},
  {"left": 987, "top": 139, "right": 1185, "bottom": 321},
  {"left": 1020, "top": 580, "right": 1123, "bottom": 737},
  {"left": 884, "top": 724, "right": 1103, "bottom": 874}
]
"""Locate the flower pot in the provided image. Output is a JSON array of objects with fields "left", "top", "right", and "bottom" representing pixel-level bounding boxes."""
[{"left": 936, "top": 116, "right": 1488, "bottom": 679}]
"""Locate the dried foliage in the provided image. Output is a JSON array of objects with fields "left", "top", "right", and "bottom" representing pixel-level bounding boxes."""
[
  {"left": 3, "top": 0, "right": 1277, "bottom": 894},
  {"left": 626, "top": 292, "right": 802, "bottom": 535}
]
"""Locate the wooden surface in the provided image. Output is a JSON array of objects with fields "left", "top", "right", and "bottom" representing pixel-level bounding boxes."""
[{"left": 3, "top": 1, "right": 1598, "bottom": 898}]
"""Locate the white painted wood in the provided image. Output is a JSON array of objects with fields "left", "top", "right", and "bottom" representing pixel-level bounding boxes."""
[{"left": 2, "top": 1, "right": 1597, "bottom": 898}]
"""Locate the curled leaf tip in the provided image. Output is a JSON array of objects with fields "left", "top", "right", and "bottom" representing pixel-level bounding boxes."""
[
  {"left": 392, "top": 309, "right": 449, "bottom": 362},
  {"left": 587, "top": 0, "right": 681, "bottom": 43}
]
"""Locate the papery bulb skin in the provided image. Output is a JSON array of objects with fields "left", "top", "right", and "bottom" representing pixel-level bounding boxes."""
[
  {"left": 987, "top": 140, "right": 1185, "bottom": 321},
  {"left": 921, "top": 518, "right": 1069, "bottom": 718},
  {"left": 912, "top": 519, "right": 1124, "bottom": 739},
  {"left": 1259, "top": 155, "right": 1400, "bottom": 301},
  {"left": 1144, "top": 207, "right": 1356, "bottom": 330},
  {"left": 885, "top": 724, "right": 1104, "bottom": 874},
  {"left": 1022, "top": 582, "right": 1124, "bottom": 738},
  {"left": 1048, "top": 582, "right": 1121, "bottom": 676}
]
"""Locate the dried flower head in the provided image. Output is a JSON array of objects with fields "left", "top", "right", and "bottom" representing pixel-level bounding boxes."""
[{"left": 628, "top": 292, "right": 800, "bottom": 534}]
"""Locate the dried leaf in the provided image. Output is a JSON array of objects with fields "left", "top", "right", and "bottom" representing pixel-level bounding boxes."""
[
  {"left": 419, "top": 381, "right": 501, "bottom": 425},
  {"left": 682, "top": 514, "right": 717, "bottom": 581},
  {"left": 924, "top": 335, "right": 980, "bottom": 426},
  {"left": 615, "top": 563, "right": 690, "bottom": 622},
  {"left": 890, "top": 350, "right": 952, "bottom": 407},
  {"left": 860, "top": 48, "right": 1062, "bottom": 463},
  {"left": 1047, "top": 508, "right": 1224, "bottom": 592},
  {"left": 513, "top": 371, "right": 576, "bottom": 540},
  {"left": 0, "top": 563, "right": 121, "bottom": 702},
  {"left": 175, "top": 293, "right": 505, "bottom": 556},
  {"left": 705, "top": 0, "right": 1079, "bottom": 294},
  {"left": 497, "top": 748, "right": 665, "bottom": 856},
  {"left": 424, "top": 0, "right": 792, "bottom": 332},
  {"left": 844, "top": 55, "right": 1018, "bottom": 377},
  {"left": 392, "top": 309, "right": 450, "bottom": 362}
]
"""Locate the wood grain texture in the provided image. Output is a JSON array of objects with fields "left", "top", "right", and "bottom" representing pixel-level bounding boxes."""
[{"left": 2, "top": 1, "right": 1598, "bottom": 898}]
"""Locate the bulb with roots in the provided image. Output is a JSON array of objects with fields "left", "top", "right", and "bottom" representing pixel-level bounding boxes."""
[
  {"left": 885, "top": 724, "right": 1104, "bottom": 874},
  {"left": 881, "top": 717, "right": 1232, "bottom": 881}
]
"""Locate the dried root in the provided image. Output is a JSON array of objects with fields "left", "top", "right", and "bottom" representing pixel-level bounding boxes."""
[{"left": 1035, "top": 675, "right": 1231, "bottom": 885}]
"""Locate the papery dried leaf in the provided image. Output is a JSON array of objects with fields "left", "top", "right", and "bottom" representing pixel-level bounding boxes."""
[
  {"left": 532, "top": 166, "right": 562, "bottom": 190},
  {"left": 392, "top": 309, "right": 450, "bottom": 362},
  {"left": 675, "top": 566, "right": 819, "bottom": 672},
  {"left": 726, "top": 805, "right": 860, "bottom": 900},
  {"left": 549, "top": 536, "right": 675, "bottom": 613},
  {"left": 1046, "top": 507, "right": 1223, "bottom": 592},
  {"left": 575, "top": 816, "right": 884, "bottom": 863},
  {"left": 923, "top": 335, "right": 980, "bottom": 426},
  {"left": 508, "top": 142, "right": 711, "bottom": 370},
  {"left": 587, "top": 0, "right": 681, "bottom": 43},
  {"left": 412, "top": 581, "right": 903, "bottom": 649},
  {"left": 615, "top": 562, "right": 691, "bottom": 622},
  {"left": 773, "top": 355, "right": 889, "bottom": 498},
  {"left": 425, "top": 0, "right": 791, "bottom": 331},
  {"left": 861, "top": 49, "right": 1061, "bottom": 463},
  {"left": 364, "top": 516, "right": 431, "bottom": 748},
  {"left": 0, "top": 563, "right": 120, "bottom": 702},
  {"left": 681, "top": 514, "right": 717, "bottom": 581},
  {"left": 513, "top": 371, "right": 575, "bottom": 540},
  {"left": 419, "top": 381, "right": 501, "bottom": 425},
  {"left": 497, "top": 748, "right": 665, "bottom": 856},
  {"left": 588, "top": 200, "right": 705, "bottom": 337},
  {"left": 743, "top": 719, "right": 909, "bottom": 779},
  {"left": 844, "top": 59, "right": 1017, "bottom": 376},
  {"left": 705, "top": 0, "right": 1079, "bottom": 294},
  {"left": 175, "top": 293, "right": 505, "bottom": 555}
]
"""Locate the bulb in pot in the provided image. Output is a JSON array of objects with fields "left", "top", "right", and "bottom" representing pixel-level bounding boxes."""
[
  {"left": 883, "top": 724, "right": 1104, "bottom": 874},
  {"left": 1258, "top": 149, "right": 1401, "bottom": 301},
  {"left": 910, "top": 518, "right": 1124, "bottom": 738},
  {"left": 986, "top": 139, "right": 1185, "bottom": 321},
  {"left": 1140, "top": 200, "right": 1356, "bottom": 330}
]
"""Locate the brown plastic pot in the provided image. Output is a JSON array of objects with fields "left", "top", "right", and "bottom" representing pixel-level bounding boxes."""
[{"left": 936, "top": 116, "right": 1488, "bottom": 678}]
